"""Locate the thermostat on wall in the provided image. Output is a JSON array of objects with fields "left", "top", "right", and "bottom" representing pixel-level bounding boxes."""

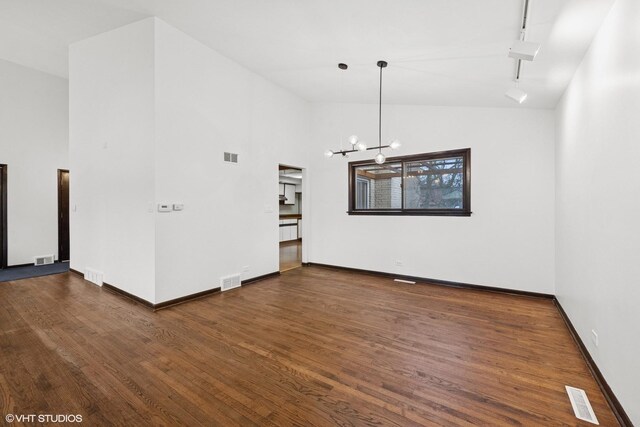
[
  {"left": 173, "top": 204, "right": 184, "bottom": 211},
  {"left": 158, "top": 204, "right": 172, "bottom": 212}
]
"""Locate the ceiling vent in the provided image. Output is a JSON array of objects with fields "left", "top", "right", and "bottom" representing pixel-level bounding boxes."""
[
  {"left": 220, "top": 273, "right": 241, "bottom": 291},
  {"left": 565, "top": 386, "right": 599, "bottom": 425},
  {"left": 223, "top": 152, "right": 238, "bottom": 164},
  {"left": 34, "top": 255, "right": 54, "bottom": 266}
]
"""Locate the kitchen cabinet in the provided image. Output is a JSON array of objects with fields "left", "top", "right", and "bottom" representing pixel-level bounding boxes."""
[
  {"left": 283, "top": 184, "right": 295, "bottom": 205},
  {"left": 279, "top": 219, "right": 298, "bottom": 242}
]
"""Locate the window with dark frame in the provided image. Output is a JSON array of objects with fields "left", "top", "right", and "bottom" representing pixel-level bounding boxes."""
[{"left": 348, "top": 148, "right": 471, "bottom": 216}]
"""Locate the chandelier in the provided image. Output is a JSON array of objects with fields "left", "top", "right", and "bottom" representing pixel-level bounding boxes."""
[{"left": 325, "top": 60, "right": 401, "bottom": 164}]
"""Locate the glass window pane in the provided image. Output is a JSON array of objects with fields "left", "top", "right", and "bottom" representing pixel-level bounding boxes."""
[
  {"left": 403, "top": 156, "right": 464, "bottom": 209},
  {"left": 354, "top": 162, "right": 402, "bottom": 209},
  {"left": 355, "top": 178, "right": 369, "bottom": 209}
]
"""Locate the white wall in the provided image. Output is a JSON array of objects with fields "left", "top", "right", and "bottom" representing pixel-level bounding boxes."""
[
  {"left": 69, "top": 19, "right": 156, "bottom": 302},
  {"left": 0, "top": 59, "right": 68, "bottom": 265},
  {"left": 555, "top": 0, "right": 640, "bottom": 422},
  {"left": 153, "top": 20, "right": 310, "bottom": 303},
  {"left": 70, "top": 18, "right": 310, "bottom": 303},
  {"left": 309, "top": 104, "right": 555, "bottom": 294}
]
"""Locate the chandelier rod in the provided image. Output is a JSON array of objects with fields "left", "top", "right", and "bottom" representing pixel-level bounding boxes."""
[
  {"left": 376, "top": 60, "right": 388, "bottom": 153},
  {"left": 378, "top": 62, "right": 382, "bottom": 153}
]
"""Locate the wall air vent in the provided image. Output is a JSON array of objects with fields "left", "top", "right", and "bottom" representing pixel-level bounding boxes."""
[
  {"left": 220, "top": 274, "right": 241, "bottom": 291},
  {"left": 565, "top": 386, "right": 599, "bottom": 425},
  {"left": 223, "top": 152, "right": 238, "bottom": 164},
  {"left": 34, "top": 255, "right": 54, "bottom": 266}
]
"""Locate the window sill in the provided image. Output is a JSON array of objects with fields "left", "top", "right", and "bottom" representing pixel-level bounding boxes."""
[{"left": 347, "top": 210, "right": 472, "bottom": 217}]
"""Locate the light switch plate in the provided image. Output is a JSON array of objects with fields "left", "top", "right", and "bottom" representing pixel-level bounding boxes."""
[
  {"left": 173, "top": 203, "right": 184, "bottom": 211},
  {"left": 158, "top": 204, "right": 172, "bottom": 212}
]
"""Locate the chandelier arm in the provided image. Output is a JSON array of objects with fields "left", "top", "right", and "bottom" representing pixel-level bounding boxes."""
[{"left": 332, "top": 144, "right": 393, "bottom": 156}]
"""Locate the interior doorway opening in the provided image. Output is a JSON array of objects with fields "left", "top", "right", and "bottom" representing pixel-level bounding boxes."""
[
  {"left": 57, "top": 169, "right": 70, "bottom": 262},
  {"left": 278, "top": 165, "right": 302, "bottom": 272}
]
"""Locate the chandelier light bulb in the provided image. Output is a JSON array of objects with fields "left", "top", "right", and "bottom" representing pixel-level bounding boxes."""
[
  {"left": 374, "top": 152, "right": 386, "bottom": 164},
  {"left": 356, "top": 142, "right": 367, "bottom": 151},
  {"left": 389, "top": 140, "right": 401, "bottom": 150},
  {"left": 348, "top": 135, "right": 359, "bottom": 146},
  {"left": 324, "top": 150, "right": 334, "bottom": 158}
]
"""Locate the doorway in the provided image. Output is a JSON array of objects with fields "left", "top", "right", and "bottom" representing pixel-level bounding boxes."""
[
  {"left": 0, "top": 164, "right": 6, "bottom": 269},
  {"left": 57, "top": 169, "right": 70, "bottom": 262},
  {"left": 279, "top": 165, "right": 303, "bottom": 272}
]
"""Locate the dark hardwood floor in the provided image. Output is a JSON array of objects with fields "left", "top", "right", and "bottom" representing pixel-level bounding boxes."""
[
  {"left": 279, "top": 240, "right": 302, "bottom": 272},
  {"left": 0, "top": 267, "right": 618, "bottom": 426}
]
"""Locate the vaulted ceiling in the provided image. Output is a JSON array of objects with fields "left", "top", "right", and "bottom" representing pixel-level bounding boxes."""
[{"left": 0, "top": 0, "right": 615, "bottom": 108}]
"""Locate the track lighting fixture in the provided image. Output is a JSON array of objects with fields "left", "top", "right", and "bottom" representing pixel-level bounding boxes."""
[{"left": 505, "top": 0, "right": 540, "bottom": 105}]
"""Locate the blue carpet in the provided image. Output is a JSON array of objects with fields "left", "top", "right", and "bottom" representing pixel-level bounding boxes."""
[{"left": 0, "top": 262, "right": 70, "bottom": 282}]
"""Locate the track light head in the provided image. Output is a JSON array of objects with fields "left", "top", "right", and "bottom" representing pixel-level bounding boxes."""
[
  {"left": 505, "top": 87, "right": 528, "bottom": 104},
  {"left": 508, "top": 40, "right": 541, "bottom": 62}
]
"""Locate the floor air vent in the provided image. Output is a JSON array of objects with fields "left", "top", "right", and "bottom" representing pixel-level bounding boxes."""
[
  {"left": 394, "top": 278, "right": 416, "bottom": 284},
  {"left": 221, "top": 274, "right": 241, "bottom": 291},
  {"left": 34, "top": 255, "right": 54, "bottom": 266},
  {"left": 84, "top": 268, "right": 104, "bottom": 286},
  {"left": 565, "top": 386, "right": 599, "bottom": 425}
]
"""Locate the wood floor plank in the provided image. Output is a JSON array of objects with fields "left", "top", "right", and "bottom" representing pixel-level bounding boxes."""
[{"left": 0, "top": 267, "right": 619, "bottom": 426}]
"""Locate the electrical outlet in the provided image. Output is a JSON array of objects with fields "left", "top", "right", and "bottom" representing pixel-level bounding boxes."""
[
  {"left": 242, "top": 266, "right": 250, "bottom": 273},
  {"left": 395, "top": 260, "right": 403, "bottom": 267},
  {"left": 591, "top": 330, "right": 599, "bottom": 347}
]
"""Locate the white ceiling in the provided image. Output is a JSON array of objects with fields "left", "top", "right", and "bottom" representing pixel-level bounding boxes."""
[{"left": 0, "top": 0, "right": 615, "bottom": 108}]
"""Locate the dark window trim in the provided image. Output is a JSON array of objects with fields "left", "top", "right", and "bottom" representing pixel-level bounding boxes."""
[
  {"left": 347, "top": 148, "right": 471, "bottom": 216},
  {"left": 0, "top": 164, "right": 6, "bottom": 268}
]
